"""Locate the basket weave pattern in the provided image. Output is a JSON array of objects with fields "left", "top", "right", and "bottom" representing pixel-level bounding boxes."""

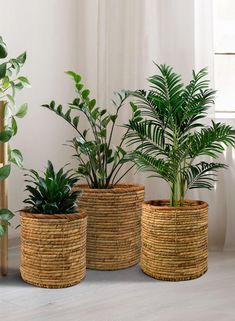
[
  {"left": 77, "top": 184, "right": 145, "bottom": 270},
  {"left": 141, "top": 200, "right": 208, "bottom": 281},
  {"left": 20, "top": 211, "right": 87, "bottom": 288}
]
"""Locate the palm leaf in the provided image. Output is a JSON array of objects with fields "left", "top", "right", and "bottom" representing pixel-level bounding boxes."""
[
  {"left": 184, "top": 161, "right": 227, "bottom": 190},
  {"left": 188, "top": 121, "right": 235, "bottom": 158},
  {"left": 130, "top": 151, "right": 175, "bottom": 183}
]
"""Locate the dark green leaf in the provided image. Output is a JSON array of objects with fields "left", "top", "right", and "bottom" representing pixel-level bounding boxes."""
[
  {"left": 0, "top": 63, "right": 7, "bottom": 79},
  {"left": 57, "top": 105, "right": 62, "bottom": 115},
  {"left": 73, "top": 116, "right": 80, "bottom": 127},
  {"left": 11, "top": 117, "right": 17, "bottom": 135},
  {"left": 0, "top": 128, "right": 13, "bottom": 143},
  {"left": 0, "top": 208, "right": 14, "bottom": 221},
  {"left": 0, "top": 164, "right": 11, "bottom": 181},
  {"left": 82, "top": 89, "right": 90, "bottom": 99},
  {"left": 0, "top": 36, "right": 7, "bottom": 58},
  {"left": 14, "top": 82, "right": 23, "bottom": 90},
  {"left": 110, "top": 114, "right": 117, "bottom": 123},
  {"left": 65, "top": 71, "right": 81, "bottom": 83},
  {"left": 76, "top": 83, "right": 84, "bottom": 91},
  {"left": 88, "top": 99, "right": 96, "bottom": 110}
]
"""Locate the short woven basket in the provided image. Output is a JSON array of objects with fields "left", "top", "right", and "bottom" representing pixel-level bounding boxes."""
[
  {"left": 77, "top": 184, "right": 145, "bottom": 270},
  {"left": 20, "top": 210, "right": 87, "bottom": 288},
  {"left": 141, "top": 200, "right": 208, "bottom": 281}
]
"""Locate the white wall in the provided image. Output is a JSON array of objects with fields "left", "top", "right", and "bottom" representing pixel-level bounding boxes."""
[
  {"left": 0, "top": 0, "right": 80, "bottom": 238},
  {"left": 77, "top": 0, "right": 197, "bottom": 201},
  {"left": 0, "top": 0, "right": 218, "bottom": 244}
]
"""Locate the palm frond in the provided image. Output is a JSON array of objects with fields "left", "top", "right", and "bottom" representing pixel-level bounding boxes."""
[
  {"left": 126, "top": 119, "right": 174, "bottom": 158},
  {"left": 184, "top": 161, "right": 227, "bottom": 190},
  {"left": 149, "top": 64, "right": 184, "bottom": 127},
  {"left": 129, "top": 151, "right": 175, "bottom": 183},
  {"left": 189, "top": 121, "right": 235, "bottom": 158},
  {"left": 179, "top": 68, "right": 216, "bottom": 132},
  {"left": 149, "top": 64, "right": 184, "bottom": 104}
]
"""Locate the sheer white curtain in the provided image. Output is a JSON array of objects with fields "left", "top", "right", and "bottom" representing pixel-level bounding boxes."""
[{"left": 77, "top": 0, "right": 235, "bottom": 251}]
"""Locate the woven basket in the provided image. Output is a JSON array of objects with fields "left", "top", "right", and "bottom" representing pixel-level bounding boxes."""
[
  {"left": 20, "top": 210, "right": 87, "bottom": 288},
  {"left": 141, "top": 200, "right": 208, "bottom": 281},
  {"left": 77, "top": 184, "right": 145, "bottom": 270}
]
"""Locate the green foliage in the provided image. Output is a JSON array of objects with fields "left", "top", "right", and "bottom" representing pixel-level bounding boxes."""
[
  {"left": 0, "top": 36, "right": 30, "bottom": 234},
  {"left": 42, "top": 72, "right": 133, "bottom": 189},
  {"left": 127, "top": 63, "right": 235, "bottom": 206},
  {"left": 23, "top": 161, "right": 81, "bottom": 214},
  {"left": 0, "top": 208, "right": 14, "bottom": 236},
  {"left": 0, "top": 37, "right": 7, "bottom": 59},
  {"left": 0, "top": 164, "right": 11, "bottom": 181}
]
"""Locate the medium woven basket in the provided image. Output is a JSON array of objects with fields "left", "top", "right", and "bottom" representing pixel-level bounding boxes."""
[
  {"left": 20, "top": 210, "right": 87, "bottom": 288},
  {"left": 77, "top": 184, "right": 145, "bottom": 270},
  {"left": 141, "top": 200, "right": 208, "bottom": 281}
]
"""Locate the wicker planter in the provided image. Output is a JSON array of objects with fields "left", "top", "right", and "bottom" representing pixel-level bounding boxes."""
[
  {"left": 20, "top": 210, "right": 87, "bottom": 288},
  {"left": 77, "top": 184, "right": 145, "bottom": 270},
  {"left": 141, "top": 200, "right": 208, "bottom": 281}
]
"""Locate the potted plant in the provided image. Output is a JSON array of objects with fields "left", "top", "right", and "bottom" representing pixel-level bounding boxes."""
[
  {"left": 0, "top": 36, "right": 30, "bottom": 236},
  {"left": 20, "top": 161, "right": 87, "bottom": 288},
  {"left": 127, "top": 64, "right": 235, "bottom": 281},
  {"left": 42, "top": 72, "right": 144, "bottom": 270}
]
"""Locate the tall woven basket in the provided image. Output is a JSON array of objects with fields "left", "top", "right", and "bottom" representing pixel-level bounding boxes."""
[
  {"left": 77, "top": 184, "right": 145, "bottom": 270},
  {"left": 20, "top": 210, "right": 87, "bottom": 288},
  {"left": 141, "top": 200, "right": 208, "bottom": 281}
]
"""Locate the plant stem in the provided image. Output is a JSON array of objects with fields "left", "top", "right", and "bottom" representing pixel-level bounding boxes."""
[{"left": 113, "top": 164, "right": 135, "bottom": 186}]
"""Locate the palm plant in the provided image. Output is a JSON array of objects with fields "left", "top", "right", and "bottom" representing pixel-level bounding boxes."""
[
  {"left": 23, "top": 161, "right": 81, "bottom": 214},
  {"left": 127, "top": 63, "right": 235, "bottom": 206},
  {"left": 42, "top": 71, "right": 132, "bottom": 189}
]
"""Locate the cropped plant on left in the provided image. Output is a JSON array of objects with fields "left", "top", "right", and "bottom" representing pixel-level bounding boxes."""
[{"left": 0, "top": 36, "right": 30, "bottom": 236}]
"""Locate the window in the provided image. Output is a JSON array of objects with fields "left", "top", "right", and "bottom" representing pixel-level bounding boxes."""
[{"left": 213, "top": 0, "right": 235, "bottom": 117}]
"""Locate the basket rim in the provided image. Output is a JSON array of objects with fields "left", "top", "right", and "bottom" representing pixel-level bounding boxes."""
[
  {"left": 144, "top": 199, "right": 208, "bottom": 211},
  {"left": 75, "top": 183, "right": 145, "bottom": 193},
  {"left": 20, "top": 208, "right": 87, "bottom": 220}
]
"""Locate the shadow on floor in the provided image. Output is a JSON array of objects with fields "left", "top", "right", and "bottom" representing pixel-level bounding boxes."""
[
  {"left": 0, "top": 268, "right": 31, "bottom": 287},
  {"left": 85, "top": 264, "right": 159, "bottom": 283},
  {"left": 0, "top": 265, "right": 157, "bottom": 287}
]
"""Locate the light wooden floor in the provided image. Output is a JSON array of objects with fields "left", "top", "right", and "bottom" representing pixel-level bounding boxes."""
[{"left": 0, "top": 244, "right": 235, "bottom": 321}]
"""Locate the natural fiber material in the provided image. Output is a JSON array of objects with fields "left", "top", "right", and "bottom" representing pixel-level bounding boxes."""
[
  {"left": 20, "top": 210, "right": 87, "bottom": 288},
  {"left": 77, "top": 184, "right": 145, "bottom": 270},
  {"left": 141, "top": 200, "right": 208, "bottom": 281}
]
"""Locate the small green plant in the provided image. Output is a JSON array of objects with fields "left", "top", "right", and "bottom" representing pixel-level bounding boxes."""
[
  {"left": 42, "top": 71, "right": 133, "bottom": 189},
  {"left": 23, "top": 161, "right": 81, "bottom": 214},
  {"left": 0, "top": 36, "right": 30, "bottom": 235},
  {"left": 127, "top": 63, "right": 235, "bottom": 206}
]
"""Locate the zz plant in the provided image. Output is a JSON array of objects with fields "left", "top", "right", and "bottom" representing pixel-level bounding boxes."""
[
  {"left": 42, "top": 71, "right": 132, "bottom": 189},
  {"left": 127, "top": 63, "right": 235, "bottom": 206},
  {"left": 23, "top": 161, "right": 81, "bottom": 214},
  {"left": 0, "top": 36, "right": 30, "bottom": 235}
]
